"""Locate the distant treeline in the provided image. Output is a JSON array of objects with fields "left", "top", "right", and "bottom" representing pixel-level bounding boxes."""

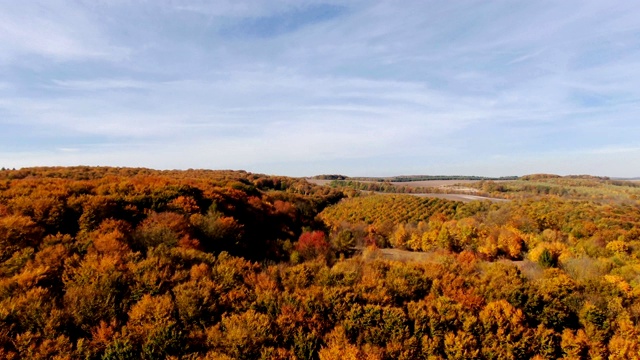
[
  {"left": 313, "top": 174, "right": 519, "bottom": 182},
  {"left": 328, "top": 180, "right": 440, "bottom": 194}
]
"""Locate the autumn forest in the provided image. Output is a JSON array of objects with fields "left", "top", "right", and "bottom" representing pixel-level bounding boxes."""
[{"left": 1, "top": 167, "right": 640, "bottom": 359}]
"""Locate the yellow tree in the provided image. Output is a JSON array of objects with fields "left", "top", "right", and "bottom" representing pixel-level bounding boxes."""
[{"left": 479, "top": 300, "right": 531, "bottom": 359}]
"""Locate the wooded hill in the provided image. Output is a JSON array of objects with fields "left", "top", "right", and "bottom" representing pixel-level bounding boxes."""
[{"left": 0, "top": 167, "right": 639, "bottom": 359}]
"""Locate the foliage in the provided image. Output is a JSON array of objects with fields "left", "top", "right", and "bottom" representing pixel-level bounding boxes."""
[
  {"left": 296, "top": 231, "right": 331, "bottom": 261},
  {"left": 0, "top": 166, "right": 639, "bottom": 358}
]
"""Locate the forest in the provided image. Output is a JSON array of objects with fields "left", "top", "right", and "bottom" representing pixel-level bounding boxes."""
[{"left": 0, "top": 167, "right": 639, "bottom": 359}]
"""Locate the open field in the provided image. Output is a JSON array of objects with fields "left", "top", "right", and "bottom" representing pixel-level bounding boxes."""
[
  {"left": 306, "top": 178, "right": 333, "bottom": 186},
  {"left": 307, "top": 178, "right": 508, "bottom": 203},
  {"left": 306, "top": 178, "right": 486, "bottom": 187},
  {"left": 389, "top": 179, "right": 484, "bottom": 187}
]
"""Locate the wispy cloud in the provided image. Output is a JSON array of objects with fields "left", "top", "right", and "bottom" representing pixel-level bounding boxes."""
[
  {"left": 218, "top": 4, "right": 346, "bottom": 38},
  {"left": 0, "top": 1, "right": 129, "bottom": 63},
  {"left": 50, "top": 79, "right": 151, "bottom": 91}
]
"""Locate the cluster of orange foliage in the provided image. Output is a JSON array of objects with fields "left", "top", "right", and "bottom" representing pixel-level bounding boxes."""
[{"left": 0, "top": 167, "right": 640, "bottom": 359}]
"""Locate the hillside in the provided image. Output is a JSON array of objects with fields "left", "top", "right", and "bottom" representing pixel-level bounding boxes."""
[{"left": 0, "top": 167, "right": 639, "bottom": 359}]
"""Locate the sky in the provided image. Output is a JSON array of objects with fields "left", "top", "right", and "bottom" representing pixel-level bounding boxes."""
[{"left": 1, "top": 1, "right": 639, "bottom": 177}]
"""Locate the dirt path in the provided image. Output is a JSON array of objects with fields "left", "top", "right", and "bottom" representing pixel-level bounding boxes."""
[
  {"left": 407, "top": 193, "right": 508, "bottom": 203},
  {"left": 374, "top": 248, "right": 441, "bottom": 262},
  {"left": 372, "top": 192, "right": 509, "bottom": 203},
  {"left": 368, "top": 248, "right": 542, "bottom": 279}
]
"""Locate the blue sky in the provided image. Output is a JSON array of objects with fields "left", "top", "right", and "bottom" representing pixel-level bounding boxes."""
[{"left": 1, "top": 1, "right": 639, "bottom": 177}]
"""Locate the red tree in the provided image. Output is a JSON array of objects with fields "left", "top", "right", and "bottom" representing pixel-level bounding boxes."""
[{"left": 295, "top": 231, "right": 330, "bottom": 260}]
